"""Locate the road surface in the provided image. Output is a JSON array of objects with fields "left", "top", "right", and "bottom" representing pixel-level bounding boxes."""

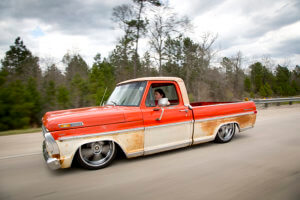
[{"left": 0, "top": 105, "right": 300, "bottom": 200}]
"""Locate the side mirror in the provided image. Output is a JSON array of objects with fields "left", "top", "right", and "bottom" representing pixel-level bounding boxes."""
[{"left": 158, "top": 98, "right": 169, "bottom": 107}]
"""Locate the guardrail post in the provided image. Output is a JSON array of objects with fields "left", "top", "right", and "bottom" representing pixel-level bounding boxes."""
[
  {"left": 276, "top": 102, "right": 280, "bottom": 106},
  {"left": 289, "top": 101, "right": 292, "bottom": 105},
  {"left": 264, "top": 103, "right": 268, "bottom": 108}
]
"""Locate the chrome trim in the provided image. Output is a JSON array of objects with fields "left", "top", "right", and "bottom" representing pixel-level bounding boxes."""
[
  {"left": 59, "top": 127, "right": 145, "bottom": 141},
  {"left": 240, "top": 126, "right": 254, "bottom": 132},
  {"left": 43, "top": 141, "right": 61, "bottom": 170},
  {"left": 145, "top": 141, "right": 191, "bottom": 155},
  {"left": 42, "top": 125, "right": 49, "bottom": 138},
  {"left": 145, "top": 120, "right": 193, "bottom": 130},
  {"left": 156, "top": 107, "right": 164, "bottom": 121},
  {"left": 195, "top": 111, "right": 255, "bottom": 123},
  {"left": 44, "top": 133, "right": 60, "bottom": 155}
]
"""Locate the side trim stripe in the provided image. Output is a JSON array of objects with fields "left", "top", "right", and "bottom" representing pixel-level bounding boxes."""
[
  {"left": 145, "top": 120, "right": 193, "bottom": 129},
  {"left": 59, "top": 127, "right": 144, "bottom": 141},
  {"left": 195, "top": 111, "right": 255, "bottom": 123}
]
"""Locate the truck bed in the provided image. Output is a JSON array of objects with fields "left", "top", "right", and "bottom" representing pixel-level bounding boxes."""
[{"left": 190, "top": 101, "right": 257, "bottom": 131}]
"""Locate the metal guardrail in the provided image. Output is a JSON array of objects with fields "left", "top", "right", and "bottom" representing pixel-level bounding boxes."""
[{"left": 252, "top": 97, "right": 300, "bottom": 107}]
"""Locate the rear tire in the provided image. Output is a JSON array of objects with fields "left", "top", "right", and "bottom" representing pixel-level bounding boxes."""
[
  {"left": 76, "top": 141, "right": 117, "bottom": 170},
  {"left": 215, "top": 123, "right": 236, "bottom": 143}
]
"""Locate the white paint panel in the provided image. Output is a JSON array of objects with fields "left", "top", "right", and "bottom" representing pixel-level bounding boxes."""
[{"left": 144, "top": 122, "right": 193, "bottom": 155}]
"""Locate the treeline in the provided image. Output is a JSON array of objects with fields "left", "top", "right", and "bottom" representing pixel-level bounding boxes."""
[
  {"left": 0, "top": 0, "right": 300, "bottom": 131},
  {"left": 245, "top": 62, "right": 300, "bottom": 97}
]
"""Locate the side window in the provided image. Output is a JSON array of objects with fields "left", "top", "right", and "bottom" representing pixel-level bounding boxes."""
[
  {"left": 145, "top": 86, "right": 156, "bottom": 107},
  {"left": 145, "top": 83, "right": 179, "bottom": 107}
]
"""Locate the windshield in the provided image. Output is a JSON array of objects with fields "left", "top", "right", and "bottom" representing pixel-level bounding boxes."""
[{"left": 106, "top": 81, "right": 146, "bottom": 106}]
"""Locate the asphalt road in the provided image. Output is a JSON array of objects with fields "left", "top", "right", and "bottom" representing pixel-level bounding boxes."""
[{"left": 0, "top": 105, "right": 300, "bottom": 200}]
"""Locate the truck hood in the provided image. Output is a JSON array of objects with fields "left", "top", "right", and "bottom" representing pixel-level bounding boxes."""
[{"left": 43, "top": 106, "right": 126, "bottom": 132}]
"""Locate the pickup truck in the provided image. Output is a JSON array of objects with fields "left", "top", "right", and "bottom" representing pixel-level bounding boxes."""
[{"left": 42, "top": 77, "right": 257, "bottom": 170}]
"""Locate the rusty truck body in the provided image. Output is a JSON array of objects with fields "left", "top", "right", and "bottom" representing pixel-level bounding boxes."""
[{"left": 42, "top": 77, "right": 257, "bottom": 170}]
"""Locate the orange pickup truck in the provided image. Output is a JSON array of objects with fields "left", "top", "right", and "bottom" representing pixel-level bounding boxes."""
[{"left": 42, "top": 77, "right": 257, "bottom": 170}]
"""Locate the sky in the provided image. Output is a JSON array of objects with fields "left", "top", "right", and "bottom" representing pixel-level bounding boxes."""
[{"left": 0, "top": 0, "right": 299, "bottom": 71}]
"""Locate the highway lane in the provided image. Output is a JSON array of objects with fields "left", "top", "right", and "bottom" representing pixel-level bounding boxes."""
[{"left": 0, "top": 105, "right": 300, "bottom": 200}]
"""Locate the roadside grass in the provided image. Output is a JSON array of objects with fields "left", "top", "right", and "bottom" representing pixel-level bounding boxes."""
[{"left": 0, "top": 127, "right": 41, "bottom": 136}]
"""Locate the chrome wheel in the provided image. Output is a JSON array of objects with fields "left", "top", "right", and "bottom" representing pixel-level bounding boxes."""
[
  {"left": 215, "top": 123, "right": 235, "bottom": 143},
  {"left": 78, "top": 141, "right": 116, "bottom": 169}
]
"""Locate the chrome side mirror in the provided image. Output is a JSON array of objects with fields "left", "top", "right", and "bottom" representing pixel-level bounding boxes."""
[{"left": 158, "top": 98, "right": 169, "bottom": 107}]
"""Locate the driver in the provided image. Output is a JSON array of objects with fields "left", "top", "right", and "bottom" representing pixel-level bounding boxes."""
[
  {"left": 154, "top": 89, "right": 166, "bottom": 101},
  {"left": 154, "top": 89, "right": 170, "bottom": 106}
]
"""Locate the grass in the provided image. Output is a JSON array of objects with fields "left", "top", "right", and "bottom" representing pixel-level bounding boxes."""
[{"left": 0, "top": 127, "right": 42, "bottom": 136}]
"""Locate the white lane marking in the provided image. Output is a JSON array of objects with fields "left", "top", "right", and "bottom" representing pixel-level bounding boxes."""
[{"left": 0, "top": 152, "right": 41, "bottom": 160}]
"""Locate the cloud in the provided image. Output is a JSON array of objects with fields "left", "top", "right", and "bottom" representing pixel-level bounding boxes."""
[
  {"left": 0, "top": 0, "right": 121, "bottom": 35},
  {"left": 0, "top": 0, "right": 299, "bottom": 69}
]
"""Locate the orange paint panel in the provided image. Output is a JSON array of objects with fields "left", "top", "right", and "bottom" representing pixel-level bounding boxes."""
[
  {"left": 193, "top": 101, "right": 256, "bottom": 120},
  {"left": 51, "top": 120, "right": 144, "bottom": 140}
]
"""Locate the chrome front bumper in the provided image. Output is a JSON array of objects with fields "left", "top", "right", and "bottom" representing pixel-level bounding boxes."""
[{"left": 43, "top": 141, "right": 61, "bottom": 170}]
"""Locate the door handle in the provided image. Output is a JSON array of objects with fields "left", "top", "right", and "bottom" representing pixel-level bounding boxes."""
[
  {"left": 156, "top": 107, "right": 164, "bottom": 121},
  {"left": 179, "top": 109, "right": 188, "bottom": 113}
]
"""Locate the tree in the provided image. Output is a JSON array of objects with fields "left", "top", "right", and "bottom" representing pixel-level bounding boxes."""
[
  {"left": 0, "top": 37, "right": 43, "bottom": 130},
  {"left": 63, "top": 53, "right": 89, "bottom": 82},
  {"left": 56, "top": 86, "right": 71, "bottom": 109},
  {"left": 163, "top": 35, "right": 183, "bottom": 77},
  {"left": 42, "top": 64, "right": 65, "bottom": 111},
  {"left": 264, "top": 83, "right": 273, "bottom": 97},
  {"left": 112, "top": 0, "right": 161, "bottom": 78},
  {"left": 89, "top": 54, "right": 115, "bottom": 105},
  {"left": 291, "top": 65, "right": 300, "bottom": 94},
  {"left": 148, "top": 7, "right": 190, "bottom": 75},
  {"left": 63, "top": 53, "right": 90, "bottom": 107},
  {"left": 244, "top": 76, "right": 251, "bottom": 93},
  {"left": 1, "top": 37, "right": 41, "bottom": 82},
  {"left": 249, "top": 62, "right": 274, "bottom": 94},
  {"left": 275, "top": 65, "right": 293, "bottom": 96},
  {"left": 109, "top": 37, "right": 135, "bottom": 82}
]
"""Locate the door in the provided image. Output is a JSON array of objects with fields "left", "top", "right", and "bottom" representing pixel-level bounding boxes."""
[{"left": 141, "top": 81, "right": 193, "bottom": 155}]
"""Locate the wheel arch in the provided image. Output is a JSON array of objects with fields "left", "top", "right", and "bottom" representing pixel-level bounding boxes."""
[
  {"left": 70, "top": 138, "right": 129, "bottom": 167},
  {"left": 212, "top": 121, "right": 240, "bottom": 139}
]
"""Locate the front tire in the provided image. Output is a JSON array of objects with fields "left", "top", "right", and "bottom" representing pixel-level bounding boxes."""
[
  {"left": 215, "top": 123, "right": 236, "bottom": 143},
  {"left": 77, "top": 141, "right": 116, "bottom": 170}
]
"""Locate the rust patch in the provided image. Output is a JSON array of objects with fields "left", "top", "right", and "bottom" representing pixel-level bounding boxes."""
[
  {"left": 113, "top": 130, "right": 144, "bottom": 153},
  {"left": 200, "top": 120, "right": 219, "bottom": 136},
  {"left": 235, "top": 114, "right": 256, "bottom": 129},
  {"left": 51, "top": 154, "right": 60, "bottom": 159},
  {"left": 199, "top": 114, "right": 256, "bottom": 136},
  {"left": 59, "top": 156, "right": 65, "bottom": 165}
]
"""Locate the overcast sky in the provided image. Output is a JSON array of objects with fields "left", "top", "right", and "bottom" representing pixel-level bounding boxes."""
[{"left": 0, "top": 0, "right": 299, "bottom": 71}]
